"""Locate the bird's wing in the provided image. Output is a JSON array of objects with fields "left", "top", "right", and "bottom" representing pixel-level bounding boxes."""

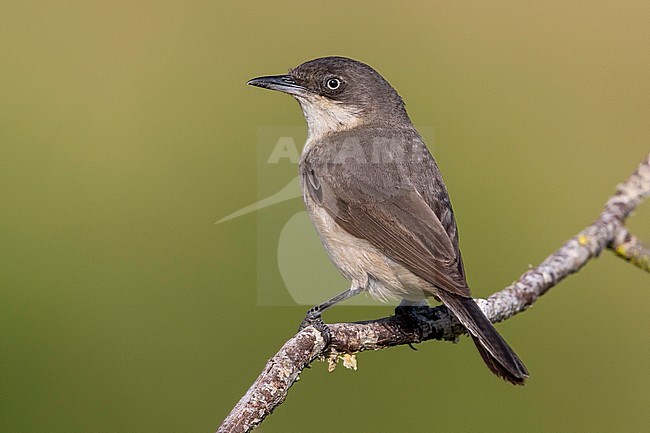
[{"left": 303, "top": 157, "right": 470, "bottom": 297}]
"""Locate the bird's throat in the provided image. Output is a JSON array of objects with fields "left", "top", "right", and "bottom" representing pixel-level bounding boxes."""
[{"left": 297, "top": 95, "right": 363, "bottom": 142}]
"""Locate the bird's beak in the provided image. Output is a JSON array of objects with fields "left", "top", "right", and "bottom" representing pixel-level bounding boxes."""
[{"left": 247, "top": 74, "right": 306, "bottom": 96}]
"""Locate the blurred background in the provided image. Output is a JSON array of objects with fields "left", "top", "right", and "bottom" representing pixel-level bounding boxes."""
[{"left": 1, "top": 1, "right": 649, "bottom": 432}]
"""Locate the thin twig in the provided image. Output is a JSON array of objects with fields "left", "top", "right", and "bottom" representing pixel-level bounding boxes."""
[
  {"left": 217, "top": 153, "right": 650, "bottom": 433},
  {"left": 612, "top": 228, "right": 650, "bottom": 273}
]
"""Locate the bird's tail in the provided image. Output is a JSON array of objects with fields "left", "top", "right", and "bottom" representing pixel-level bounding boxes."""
[{"left": 436, "top": 290, "right": 529, "bottom": 385}]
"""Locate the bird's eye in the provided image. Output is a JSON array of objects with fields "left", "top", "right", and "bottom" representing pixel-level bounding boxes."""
[{"left": 326, "top": 78, "right": 341, "bottom": 90}]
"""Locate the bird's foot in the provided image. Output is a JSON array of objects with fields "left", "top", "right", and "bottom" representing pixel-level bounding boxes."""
[
  {"left": 298, "top": 309, "right": 331, "bottom": 345},
  {"left": 394, "top": 304, "right": 430, "bottom": 342},
  {"left": 395, "top": 304, "right": 430, "bottom": 322}
]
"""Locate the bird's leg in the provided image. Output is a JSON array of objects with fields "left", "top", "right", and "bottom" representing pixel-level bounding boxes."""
[
  {"left": 298, "top": 286, "right": 365, "bottom": 341},
  {"left": 397, "top": 299, "right": 429, "bottom": 307}
]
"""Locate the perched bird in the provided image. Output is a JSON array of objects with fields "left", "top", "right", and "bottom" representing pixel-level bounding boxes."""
[{"left": 247, "top": 56, "right": 529, "bottom": 384}]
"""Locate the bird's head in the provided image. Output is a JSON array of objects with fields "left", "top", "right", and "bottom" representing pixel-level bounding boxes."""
[{"left": 248, "top": 56, "right": 410, "bottom": 138}]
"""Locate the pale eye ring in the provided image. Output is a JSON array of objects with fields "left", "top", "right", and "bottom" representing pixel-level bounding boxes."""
[{"left": 326, "top": 78, "right": 341, "bottom": 90}]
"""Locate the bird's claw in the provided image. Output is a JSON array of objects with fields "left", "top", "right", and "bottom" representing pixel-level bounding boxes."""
[{"left": 298, "top": 309, "right": 331, "bottom": 345}]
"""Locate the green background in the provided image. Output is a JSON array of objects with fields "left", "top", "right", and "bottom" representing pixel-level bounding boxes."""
[{"left": 2, "top": 1, "right": 649, "bottom": 432}]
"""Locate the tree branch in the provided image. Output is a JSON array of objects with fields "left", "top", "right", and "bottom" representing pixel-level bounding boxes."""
[{"left": 217, "top": 153, "right": 650, "bottom": 433}]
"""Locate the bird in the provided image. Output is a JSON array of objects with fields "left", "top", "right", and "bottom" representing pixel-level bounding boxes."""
[{"left": 247, "top": 56, "right": 529, "bottom": 385}]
